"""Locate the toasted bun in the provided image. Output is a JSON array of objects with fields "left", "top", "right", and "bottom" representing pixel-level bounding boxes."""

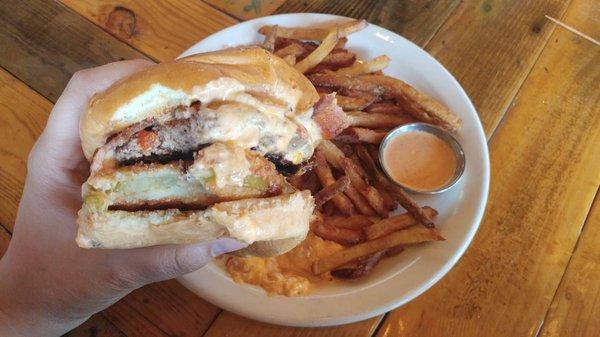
[
  {"left": 80, "top": 47, "right": 319, "bottom": 161},
  {"left": 77, "top": 191, "right": 313, "bottom": 255}
]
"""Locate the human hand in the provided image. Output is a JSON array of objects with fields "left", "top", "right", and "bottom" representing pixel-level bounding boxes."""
[{"left": 0, "top": 60, "right": 246, "bottom": 337}]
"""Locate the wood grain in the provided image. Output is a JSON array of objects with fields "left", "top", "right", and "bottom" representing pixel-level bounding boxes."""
[
  {"left": 205, "top": 0, "right": 285, "bottom": 20},
  {"left": 63, "top": 314, "right": 126, "bottom": 337},
  {"left": 67, "top": 280, "right": 221, "bottom": 337},
  {"left": 538, "top": 195, "right": 600, "bottom": 337},
  {"left": 101, "top": 299, "right": 169, "bottom": 337},
  {"left": 107, "top": 280, "right": 221, "bottom": 337},
  {"left": 376, "top": 0, "right": 600, "bottom": 334},
  {"left": 423, "top": 0, "right": 571, "bottom": 136},
  {"left": 61, "top": 0, "right": 237, "bottom": 62},
  {"left": 0, "top": 68, "right": 52, "bottom": 232},
  {"left": 276, "top": 0, "right": 461, "bottom": 47},
  {"left": 0, "top": 225, "right": 10, "bottom": 257},
  {"left": 203, "top": 311, "right": 382, "bottom": 337},
  {"left": 0, "top": 0, "right": 148, "bottom": 102}
]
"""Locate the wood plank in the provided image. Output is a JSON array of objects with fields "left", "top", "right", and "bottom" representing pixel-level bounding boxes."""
[
  {"left": 0, "top": 0, "right": 148, "bottom": 102},
  {"left": 107, "top": 280, "right": 221, "bottom": 337},
  {"left": 0, "top": 68, "right": 52, "bottom": 232},
  {"left": 275, "top": 0, "right": 461, "bottom": 47},
  {"left": 0, "top": 225, "right": 10, "bottom": 257},
  {"left": 60, "top": 0, "right": 237, "bottom": 62},
  {"left": 538, "top": 195, "right": 600, "bottom": 337},
  {"left": 63, "top": 314, "right": 126, "bottom": 337},
  {"left": 101, "top": 299, "right": 169, "bottom": 337},
  {"left": 423, "top": 0, "right": 571, "bottom": 136},
  {"left": 376, "top": 0, "right": 600, "bottom": 335},
  {"left": 204, "top": 0, "right": 285, "bottom": 20},
  {"left": 203, "top": 311, "right": 382, "bottom": 337}
]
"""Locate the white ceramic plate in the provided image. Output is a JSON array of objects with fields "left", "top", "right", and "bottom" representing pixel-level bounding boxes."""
[{"left": 177, "top": 13, "right": 490, "bottom": 327}]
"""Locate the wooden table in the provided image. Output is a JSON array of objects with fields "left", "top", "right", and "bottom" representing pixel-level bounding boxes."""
[{"left": 0, "top": 0, "right": 598, "bottom": 336}]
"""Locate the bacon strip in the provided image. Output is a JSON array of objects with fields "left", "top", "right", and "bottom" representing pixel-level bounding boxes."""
[{"left": 312, "top": 93, "right": 350, "bottom": 139}]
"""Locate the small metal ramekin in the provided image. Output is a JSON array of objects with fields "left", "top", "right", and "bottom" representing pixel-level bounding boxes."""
[{"left": 379, "top": 123, "right": 465, "bottom": 194}]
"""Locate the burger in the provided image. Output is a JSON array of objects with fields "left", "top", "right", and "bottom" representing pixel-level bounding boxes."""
[{"left": 76, "top": 47, "right": 348, "bottom": 256}]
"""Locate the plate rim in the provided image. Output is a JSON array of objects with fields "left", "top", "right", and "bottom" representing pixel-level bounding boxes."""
[{"left": 177, "top": 12, "right": 490, "bottom": 327}]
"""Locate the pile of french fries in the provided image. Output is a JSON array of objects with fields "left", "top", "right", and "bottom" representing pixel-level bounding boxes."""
[{"left": 259, "top": 20, "right": 460, "bottom": 279}]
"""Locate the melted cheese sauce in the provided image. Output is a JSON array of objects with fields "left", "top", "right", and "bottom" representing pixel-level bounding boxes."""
[
  {"left": 113, "top": 78, "right": 322, "bottom": 165},
  {"left": 190, "top": 143, "right": 250, "bottom": 188},
  {"left": 225, "top": 232, "right": 343, "bottom": 296}
]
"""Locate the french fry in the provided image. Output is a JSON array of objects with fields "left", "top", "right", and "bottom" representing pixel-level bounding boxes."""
[
  {"left": 282, "top": 54, "right": 296, "bottom": 65},
  {"left": 289, "top": 168, "right": 320, "bottom": 194},
  {"left": 275, "top": 37, "right": 317, "bottom": 51},
  {"left": 346, "top": 111, "right": 415, "bottom": 128},
  {"left": 307, "top": 51, "right": 357, "bottom": 73},
  {"left": 365, "top": 102, "right": 406, "bottom": 114},
  {"left": 375, "top": 182, "right": 398, "bottom": 210},
  {"left": 344, "top": 185, "right": 376, "bottom": 216},
  {"left": 308, "top": 73, "right": 383, "bottom": 95},
  {"left": 360, "top": 74, "right": 461, "bottom": 131},
  {"left": 313, "top": 149, "right": 355, "bottom": 215},
  {"left": 318, "top": 140, "right": 368, "bottom": 179},
  {"left": 335, "top": 37, "right": 348, "bottom": 49},
  {"left": 331, "top": 250, "right": 386, "bottom": 279},
  {"left": 326, "top": 214, "right": 373, "bottom": 230},
  {"left": 314, "top": 175, "right": 350, "bottom": 208},
  {"left": 342, "top": 88, "right": 381, "bottom": 101},
  {"left": 365, "top": 144, "right": 380, "bottom": 165},
  {"left": 320, "top": 50, "right": 356, "bottom": 66},
  {"left": 335, "top": 55, "right": 391, "bottom": 75},
  {"left": 335, "top": 94, "right": 374, "bottom": 111},
  {"left": 312, "top": 226, "right": 445, "bottom": 274},
  {"left": 350, "top": 151, "right": 399, "bottom": 210},
  {"left": 295, "top": 28, "right": 339, "bottom": 74},
  {"left": 364, "top": 207, "right": 438, "bottom": 240},
  {"left": 274, "top": 43, "right": 305, "bottom": 58},
  {"left": 312, "top": 213, "right": 363, "bottom": 246},
  {"left": 355, "top": 145, "right": 435, "bottom": 227},
  {"left": 262, "top": 24, "right": 278, "bottom": 52},
  {"left": 322, "top": 200, "right": 337, "bottom": 216},
  {"left": 384, "top": 245, "right": 405, "bottom": 257},
  {"left": 259, "top": 19, "right": 367, "bottom": 41},
  {"left": 341, "top": 158, "right": 388, "bottom": 217},
  {"left": 336, "top": 127, "right": 387, "bottom": 144}
]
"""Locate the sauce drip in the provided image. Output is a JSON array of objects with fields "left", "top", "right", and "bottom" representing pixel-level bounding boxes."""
[{"left": 382, "top": 131, "right": 457, "bottom": 191}]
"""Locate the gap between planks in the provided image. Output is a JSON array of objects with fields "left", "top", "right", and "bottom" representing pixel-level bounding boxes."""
[
  {"left": 486, "top": 0, "right": 572, "bottom": 144},
  {"left": 534, "top": 188, "right": 600, "bottom": 337}
]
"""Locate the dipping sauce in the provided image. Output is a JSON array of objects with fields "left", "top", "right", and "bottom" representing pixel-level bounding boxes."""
[{"left": 382, "top": 131, "right": 457, "bottom": 191}]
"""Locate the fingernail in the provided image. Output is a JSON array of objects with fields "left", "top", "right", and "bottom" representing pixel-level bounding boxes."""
[{"left": 210, "top": 238, "right": 248, "bottom": 257}]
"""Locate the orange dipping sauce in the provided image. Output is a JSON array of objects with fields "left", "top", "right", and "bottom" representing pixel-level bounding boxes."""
[{"left": 382, "top": 131, "right": 457, "bottom": 191}]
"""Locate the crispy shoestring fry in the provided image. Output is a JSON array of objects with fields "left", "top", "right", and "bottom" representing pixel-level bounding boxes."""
[
  {"left": 346, "top": 111, "right": 415, "bottom": 128},
  {"left": 312, "top": 226, "right": 444, "bottom": 274},
  {"left": 364, "top": 207, "right": 438, "bottom": 240},
  {"left": 259, "top": 19, "right": 367, "bottom": 41},
  {"left": 355, "top": 144, "right": 435, "bottom": 227},
  {"left": 336, "top": 55, "right": 391, "bottom": 75},
  {"left": 313, "top": 149, "right": 355, "bottom": 215},
  {"left": 262, "top": 24, "right": 278, "bottom": 52},
  {"left": 295, "top": 28, "right": 339, "bottom": 74},
  {"left": 314, "top": 175, "right": 351, "bottom": 208}
]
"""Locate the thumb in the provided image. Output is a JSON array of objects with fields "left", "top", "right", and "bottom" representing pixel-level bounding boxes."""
[{"left": 119, "top": 238, "right": 247, "bottom": 287}]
